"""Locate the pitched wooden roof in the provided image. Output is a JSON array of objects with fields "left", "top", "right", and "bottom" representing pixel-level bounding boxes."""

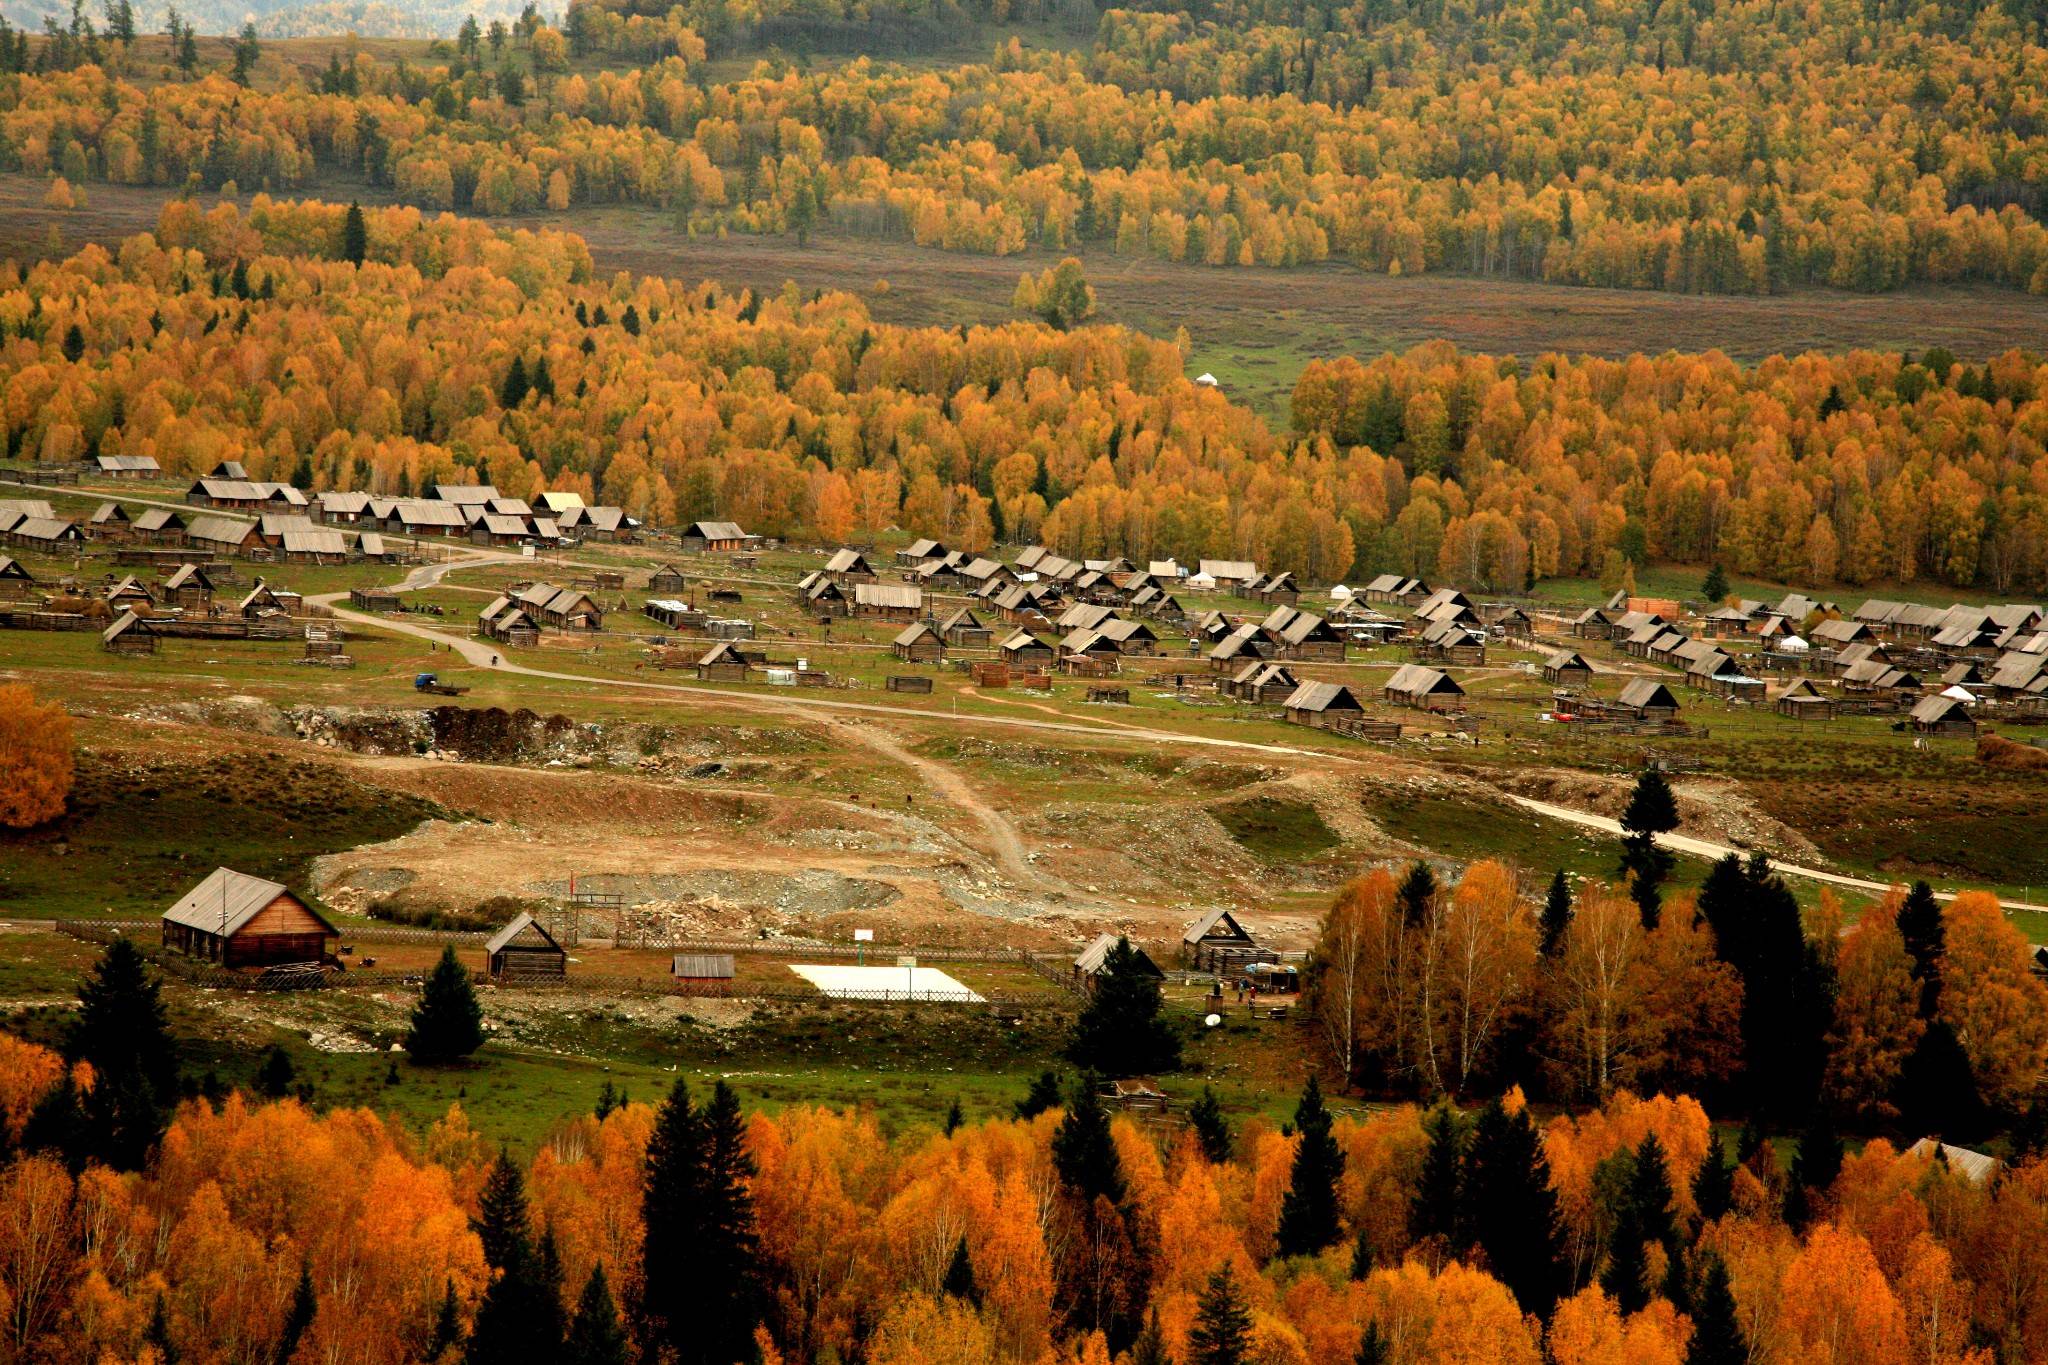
[
  {"left": 162, "top": 867, "right": 334, "bottom": 936},
  {"left": 1183, "top": 908, "right": 1253, "bottom": 945},
  {"left": 485, "top": 911, "right": 563, "bottom": 956}
]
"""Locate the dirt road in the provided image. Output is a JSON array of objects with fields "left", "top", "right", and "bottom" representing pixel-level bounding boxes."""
[{"left": 1507, "top": 795, "right": 2048, "bottom": 912}]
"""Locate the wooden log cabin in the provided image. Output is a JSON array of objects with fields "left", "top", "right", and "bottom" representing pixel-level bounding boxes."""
[
  {"left": 161, "top": 868, "right": 337, "bottom": 968},
  {"left": 486, "top": 913, "right": 567, "bottom": 981}
]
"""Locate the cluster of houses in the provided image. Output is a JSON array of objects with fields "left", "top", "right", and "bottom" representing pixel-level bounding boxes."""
[{"left": 478, "top": 581, "right": 607, "bottom": 644}]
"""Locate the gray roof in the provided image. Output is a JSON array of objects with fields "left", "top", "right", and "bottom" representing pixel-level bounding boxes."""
[
  {"left": 162, "top": 867, "right": 331, "bottom": 936},
  {"left": 1183, "top": 907, "right": 1251, "bottom": 945},
  {"left": 485, "top": 911, "right": 562, "bottom": 956},
  {"left": 1385, "top": 663, "right": 1463, "bottom": 697},
  {"left": 283, "top": 529, "right": 349, "bottom": 556},
  {"left": 1911, "top": 694, "right": 1970, "bottom": 725},
  {"left": 856, "top": 583, "right": 923, "bottom": 610},
  {"left": 185, "top": 514, "right": 256, "bottom": 546},
  {"left": 673, "top": 954, "right": 735, "bottom": 978},
  {"left": 687, "top": 520, "right": 753, "bottom": 541},
  {"left": 133, "top": 509, "right": 185, "bottom": 532},
  {"left": 1618, "top": 679, "right": 1680, "bottom": 710},
  {"left": 893, "top": 622, "right": 941, "bottom": 647},
  {"left": 434, "top": 484, "right": 501, "bottom": 504},
  {"left": 1074, "top": 934, "right": 1161, "bottom": 977},
  {"left": 824, "top": 549, "right": 871, "bottom": 574},
  {"left": 1283, "top": 681, "right": 1363, "bottom": 713}
]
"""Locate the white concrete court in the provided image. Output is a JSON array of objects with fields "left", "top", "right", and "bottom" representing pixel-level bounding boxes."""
[{"left": 787, "top": 963, "right": 985, "bottom": 1003}]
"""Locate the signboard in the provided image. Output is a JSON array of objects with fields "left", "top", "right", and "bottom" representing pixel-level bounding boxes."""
[
  {"left": 853, "top": 929, "right": 874, "bottom": 942},
  {"left": 897, "top": 955, "right": 917, "bottom": 968}
]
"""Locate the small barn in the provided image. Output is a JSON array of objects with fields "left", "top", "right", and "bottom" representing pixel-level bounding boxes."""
[
  {"left": 892, "top": 622, "right": 946, "bottom": 663},
  {"left": 1182, "top": 908, "right": 1260, "bottom": 971},
  {"left": 997, "top": 631, "right": 1055, "bottom": 668},
  {"left": 89, "top": 503, "right": 132, "bottom": 539},
  {"left": 855, "top": 583, "right": 924, "bottom": 621},
  {"left": 824, "top": 548, "right": 878, "bottom": 582},
  {"left": 1282, "top": 680, "right": 1366, "bottom": 729},
  {"left": 1256, "top": 571, "right": 1299, "bottom": 606},
  {"left": 647, "top": 564, "right": 687, "bottom": 595},
  {"left": 1383, "top": 664, "right": 1467, "bottom": 712},
  {"left": 161, "top": 564, "right": 215, "bottom": 611},
  {"left": 1909, "top": 694, "right": 1977, "bottom": 737},
  {"left": 1227, "top": 661, "right": 1298, "bottom": 704},
  {"left": 1542, "top": 650, "right": 1594, "bottom": 688},
  {"left": 485, "top": 913, "right": 567, "bottom": 981},
  {"left": 105, "top": 575, "right": 154, "bottom": 613},
  {"left": 133, "top": 509, "right": 188, "bottom": 544},
  {"left": 673, "top": 954, "right": 736, "bottom": 994},
  {"left": 161, "top": 868, "right": 336, "bottom": 968},
  {"left": 349, "top": 586, "right": 403, "bottom": 612},
  {"left": 0, "top": 557, "right": 34, "bottom": 598},
  {"left": 1617, "top": 678, "right": 1682, "bottom": 724},
  {"left": 1073, "top": 934, "right": 1164, "bottom": 989}
]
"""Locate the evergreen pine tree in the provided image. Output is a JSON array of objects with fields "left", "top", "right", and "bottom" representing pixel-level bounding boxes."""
[
  {"left": 1051, "top": 1076, "right": 1125, "bottom": 1205},
  {"left": 1188, "top": 1266, "right": 1252, "bottom": 1365},
  {"left": 428, "top": 1280, "right": 463, "bottom": 1361},
  {"left": 534, "top": 1229, "right": 567, "bottom": 1349},
  {"left": 1016, "top": 1069, "right": 1064, "bottom": 1120},
  {"left": 1396, "top": 861, "right": 1437, "bottom": 930},
  {"left": 62, "top": 323, "right": 85, "bottom": 362},
  {"left": 70, "top": 936, "right": 178, "bottom": 1169},
  {"left": 1189, "top": 1085, "right": 1232, "bottom": 1164},
  {"left": 274, "top": 1262, "right": 315, "bottom": 1365},
  {"left": 640, "top": 1078, "right": 760, "bottom": 1365},
  {"left": 1539, "top": 870, "right": 1572, "bottom": 957},
  {"left": 1129, "top": 1308, "right": 1170, "bottom": 1365},
  {"left": 622, "top": 304, "right": 641, "bottom": 335},
  {"left": 1895, "top": 1019, "right": 1987, "bottom": 1141},
  {"left": 499, "top": 356, "right": 530, "bottom": 410},
  {"left": 475, "top": 1150, "right": 530, "bottom": 1272},
  {"left": 1701, "top": 564, "right": 1729, "bottom": 603},
  {"left": 1619, "top": 769, "right": 1680, "bottom": 928},
  {"left": 564, "top": 1265, "right": 630, "bottom": 1365},
  {"left": 1460, "top": 1098, "right": 1566, "bottom": 1316},
  {"left": 146, "top": 1293, "right": 178, "bottom": 1364},
  {"left": 1355, "top": 1321, "right": 1389, "bottom": 1365},
  {"left": 943, "top": 1096, "right": 964, "bottom": 1135},
  {"left": 1895, "top": 880, "right": 1944, "bottom": 1015},
  {"left": 1691, "top": 1131, "right": 1734, "bottom": 1226},
  {"left": 1410, "top": 1103, "right": 1464, "bottom": 1244},
  {"left": 1349, "top": 1228, "right": 1374, "bottom": 1280},
  {"left": 1784, "top": 1106, "right": 1844, "bottom": 1228},
  {"left": 1067, "top": 938, "right": 1179, "bottom": 1076},
  {"left": 1602, "top": 1135, "right": 1675, "bottom": 1314},
  {"left": 940, "top": 1235, "right": 980, "bottom": 1305},
  {"left": 1685, "top": 1255, "right": 1747, "bottom": 1365},
  {"left": 341, "top": 202, "right": 368, "bottom": 266},
  {"left": 407, "top": 946, "right": 484, "bottom": 1062},
  {"left": 1275, "top": 1075, "right": 1345, "bottom": 1257}
]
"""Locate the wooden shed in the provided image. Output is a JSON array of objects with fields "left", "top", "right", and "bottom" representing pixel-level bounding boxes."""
[
  {"left": 681, "top": 520, "right": 758, "bottom": 553},
  {"left": 856, "top": 583, "right": 924, "bottom": 621},
  {"left": 1182, "top": 908, "right": 1261, "bottom": 971},
  {"left": 824, "top": 548, "right": 878, "bottom": 582},
  {"left": 997, "top": 630, "right": 1055, "bottom": 668},
  {"left": 673, "top": 954, "right": 735, "bottom": 994},
  {"left": 161, "top": 563, "right": 215, "bottom": 611},
  {"left": 350, "top": 586, "right": 403, "bottom": 612},
  {"left": 939, "top": 606, "right": 993, "bottom": 648},
  {"left": 101, "top": 610, "right": 156, "bottom": 655},
  {"left": 1617, "top": 678, "right": 1682, "bottom": 723},
  {"left": 1282, "top": 680, "right": 1366, "bottom": 729},
  {"left": 1383, "top": 664, "right": 1467, "bottom": 712},
  {"left": 697, "top": 640, "right": 753, "bottom": 681},
  {"left": 892, "top": 622, "right": 946, "bottom": 663},
  {"left": 0, "top": 556, "right": 34, "bottom": 598},
  {"left": 485, "top": 913, "right": 567, "bottom": 981},
  {"left": 1774, "top": 678, "right": 1836, "bottom": 720},
  {"left": 647, "top": 564, "right": 687, "bottom": 595},
  {"left": 161, "top": 867, "right": 336, "bottom": 968}
]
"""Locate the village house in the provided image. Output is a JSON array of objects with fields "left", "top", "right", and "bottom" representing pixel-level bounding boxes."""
[
  {"left": 1260, "top": 606, "right": 1346, "bottom": 661},
  {"left": 680, "top": 520, "right": 755, "bottom": 552},
  {"left": 102, "top": 611, "right": 156, "bottom": 654},
  {"left": 88, "top": 503, "right": 131, "bottom": 540},
  {"left": 1542, "top": 650, "right": 1594, "bottom": 688},
  {"left": 824, "top": 548, "right": 877, "bottom": 582},
  {"left": 899, "top": 538, "right": 948, "bottom": 568},
  {"left": 1283, "top": 680, "right": 1367, "bottom": 730},
  {"left": 1198, "top": 559, "right": 1261, "bottom": 592},
  {"left": 0, "top": 557, "right": 34, "bottom": 597},
  {"left": 1362, "top": 574, "right": 1431, "bottom": 607},
  {"left": 513, "top": 583, "right": 604, "bottom": 631},
  {"left": 349, "top": 586, "right": 402, "bottom": 612},
  {"left": 486, "top": 913, "right": 568, "bottom": 981},
  {"left": 1058, "top": 628, "right": 1124, "bottom": 673},
  {"left": 1383, "top": 663, "right": 1467, "bottom": 712},
  {"left": 160, "top": 867, "right": 337, "bottom": 968},
  {"left": 997, "top": 631, "right": 1055, "bottom": 669},
  {"left": 647, "top": 564, "right": 687, "bottom": 595},
  {"left": 673, "top": 954, "right": 736, "bottom": 994},
  {"left": 8, "top": 516, "right": 86, "bottom": 552},
  {"left": 104, "top": 575, "right": 154, "bottom": 613},
  {"left": 892, "top": 622, "right": 946, "bottom": 663},
  {"left": 1910, "top": 694, "right": 1977, "bottom": 737},
  {"left": 94, "top": 454, "right": 161, "bottom": 479},
  {"left": 478, "top": 596, "right": 542, "bottom": 646},
  {"left": 238, "top": 581, "right": 290, "bottom": 619},
  {"left": 1617, "top": 678, "right": 1682, "bottom": 724},
  {"left": 696, "top": 640, "right": 752, "bottom": 681},
  {"left": 855, "top": 583, "right": 924, "bottom": 621},
  {"left": 1255, "top": 572, "right": 1299, "bottom": 606},
  {"left": 131, "top": 508, "right": 188, "bottom": 544},
  {"left": 1571, "top": 607, "right": 1620, "bottom": 639},
  {"left": 1226, "top": 661, "right": 1300, "bottom": 704},
  {"left": 1774, "top": 678, "right": 1836, "bottom": 720},
  {"left": 938, "top": 606, "right": 993, "bottom": 648}
]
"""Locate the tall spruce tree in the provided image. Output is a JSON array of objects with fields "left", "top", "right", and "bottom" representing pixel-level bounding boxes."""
[
  {"left": 1685, "top": 1255, "right": 1747, "bottom": 1365},
  {"left": 427, "top": 1279, "right": 462, "bottom": 1361},
  {"left": 1784, "top": 1106, "right": 1844, "bottom": 1229},
  {"left": 1692, "top": 1131, "right": 1734, "bottom": 1226},
  {"left": 475, "top": 1149, "right": 530, "bottom": 1271},
  {"left": 1189, "top": 1267, "right": 1252, "bottom": 1365},
  {"left": 1602, "top": 1135, "right": 1676, "bottom": 1314},
  {"left": 1397, "top": 861, "right": 1438, "bottom": 930},
  {"left": 341, "top": 202, "right": 367, "bottom": 265},
  {"left": 1189, "top": 1085, "right": 1232, "bottom": 1164},
  {"left": 1460, "top": 1098, "right": 1566, "bottom": 1316},
  {"left": 1067, "top": 938, "right": 1179, "bottom": 1076},
  {"left": 1355, "top": 1321, "right": 1389, "bottom": 1365},
  {"left": 1895, "top": 880, "right": 1944, "bottom": 1015},
  {"left": 639, "top": 1078, "right": 760, "bottom": 1365},
  {"left": 1410, "top": 1103, "right": 1464, "bottom": 1245},
  {"left": 1895, "top": 1019, "right": 1986, "bottom": 1140},
  {"left": 1699, "top": 853, "right": 1828, "bottom": 1119},
  {"left": 1052, "top": 1076, "right": 1126, "bottom": 1205},
  {"left": 564, "top": 1265, "right": 630, "bottom": 1365},
  {"left": 407, "top": 947, "right": 485, "bottom": 1062},
  {"left": 1275, "top": 1076, "right": 1345, "bottom": 1257},
  {"left": 1539, "top": 870, "right": 1572, "bottom": 957},
  {"left": 70, "top": 936, "right": 178, "bottom": 1169},
  {"left": 941, "top": 1235, "right": 980, "bottom": 1305},
  {"left": 1619, "top": 769, "right": 1680, "bottom": 928},
  {"left": 1129, "top": 1308, "right": 1170, "bottom": 1365},
  {"left": 1701, "top": 564, "right": 1729, "bottom": 603},
  {"left": 1016, "top": 1069, "right": 1063, "bottom": 1120},
  {"left": 275, "top": 1262, "right": 315, "bottom": 1365}
]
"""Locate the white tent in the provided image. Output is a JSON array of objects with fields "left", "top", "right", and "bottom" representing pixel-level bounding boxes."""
[
  {"left": 1779, "top": 635, "right": 1810, "bottom": 652},
  {"left": 1186, "top": 571, "right": 1217, "bottom": 590},
  {"left": 1193, "top": 372, "right": 1219, "bottom": 387},
  {"left": 1330, "top": 584, "right": 1353, "bottom": 600},
  {"left": 1941, "top": 684, "right": 1978, "bottom": 702}
]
